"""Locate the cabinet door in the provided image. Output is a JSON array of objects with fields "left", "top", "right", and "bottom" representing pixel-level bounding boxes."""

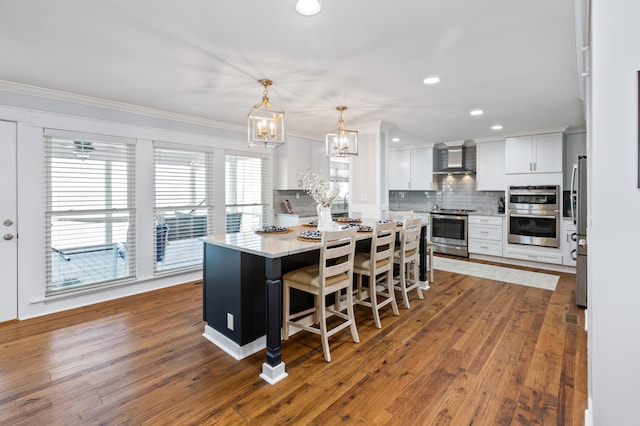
[
  {"left": 410, "top": 147, "right": 433, "bottom": 190},
  {"left": 533, "top": 133, "right": 563, "bottom": 173},
  {"left": 505, "top": 136, "right": 533, "bottom": 174},
  {"left": 388, "top": 150, "right": 411, "bottom": 190},
  {"left": 309, "top": 140, "right": 329, "bottom": 179},
  {"left": 276, "top": 137, "right": 310, "bottom": 189},
  {"left": 476, "top": 141, "right": 505, "bottom": 190}
]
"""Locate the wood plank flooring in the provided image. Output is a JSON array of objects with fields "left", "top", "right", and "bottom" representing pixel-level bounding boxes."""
[{"left": 0, "top": 260, "right": 587, "bottom": 425}]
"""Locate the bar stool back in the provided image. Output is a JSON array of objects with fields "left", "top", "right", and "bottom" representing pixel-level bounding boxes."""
[{"left": 283, "top": 227, "right": 359, "bottom": 362}]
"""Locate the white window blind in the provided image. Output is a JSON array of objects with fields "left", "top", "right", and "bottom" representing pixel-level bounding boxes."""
[
  {"left": 225, "top": 154, "right": 270, "bottom": 231},
  {"left": 44, "top": 129, "right": 136, "bottom": 295},
  {"left": 154, "top": 144, "right": 214, "bottom": 273}
]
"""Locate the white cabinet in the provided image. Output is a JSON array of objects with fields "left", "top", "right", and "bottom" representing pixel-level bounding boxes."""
[
  {"left": 388, "top": 148, "right": 433, "bottom": 190},
  {"left": 561, "top": 219, "right": 577, "bottom": 266},
  {"left": 309, "top": 140, "right": 329, "bottom": 178},
  {"left": 411, "top": 147, "right": 434, "bottom": 190},
  {"left": 476, "top": 140, "right": 505, "bottom": 191},
  {"left": 276, "top": 138, "right": 328, "bottom": 190},
  {"left": 468, "top": 216, "right": 503, "bottom": 256},
  {"left": 276, "top": 214, "right": 316, "bottom": 227},
  {"left": 505, "top": 133, "right": 563, "bottom": 174},
  {"left": 388, "top": 149, "right": 411, "bottom": 190}
]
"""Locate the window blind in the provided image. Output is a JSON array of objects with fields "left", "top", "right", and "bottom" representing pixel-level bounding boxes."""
[
  {"left": 153, "top": 144, "right": 214, "bottom": 273},
  {"left": 225, "top": 154, "right": 270, "bottom": 232},
  {"left": 44, "top": 129, "right": 136, "bottom": 295}
]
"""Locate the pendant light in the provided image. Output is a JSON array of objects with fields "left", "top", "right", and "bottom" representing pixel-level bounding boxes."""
[
  {"left": 325, "top": 106, "right": 358, "bottom": 157},
  {"left": 247, "top": 79, "right": 285, "bottom": 148}
]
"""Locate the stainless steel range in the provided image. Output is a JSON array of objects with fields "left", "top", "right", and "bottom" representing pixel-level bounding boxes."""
[{"left": 430, "top": 209, "right": 475, "bottom": 257}]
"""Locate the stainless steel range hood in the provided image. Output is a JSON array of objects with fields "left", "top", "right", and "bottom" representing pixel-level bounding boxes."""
[{"left": 433, "top": 144, "right": 476, "bottom": 175}]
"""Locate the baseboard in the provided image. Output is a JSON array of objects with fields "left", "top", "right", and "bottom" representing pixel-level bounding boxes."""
[
  {"left": 585, "top": 397, "right": 593, "bottom": 426},
  {"left": 202, "top": 325, "right": 266, "bottom": 360}
]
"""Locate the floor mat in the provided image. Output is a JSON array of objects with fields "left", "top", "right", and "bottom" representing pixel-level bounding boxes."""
[{"left": 433, "top": 256, "right": 559, "bottom": 291}]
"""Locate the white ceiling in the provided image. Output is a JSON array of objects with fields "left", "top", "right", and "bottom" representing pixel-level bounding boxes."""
[{"left": 0, "top": 0, "right": 584, "bottom": 147}]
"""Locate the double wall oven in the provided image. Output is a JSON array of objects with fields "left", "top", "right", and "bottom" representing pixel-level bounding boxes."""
[
  {"left": 507, "top": 185, "right": 560, "bottom": 248},
  {"left": 430, "top": 209, "right": 474, "bottom": 257}
]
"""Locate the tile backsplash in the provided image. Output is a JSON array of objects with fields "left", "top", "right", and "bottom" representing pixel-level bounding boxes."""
[
  {"left": 276, "top": 175, "right": 505, "bottom": 217},
  {"left": 274, "top": 190, "right": 349, "bottom": 216},
  {"left": 389, "top": 175, "right": 505, "bottom": 214}
]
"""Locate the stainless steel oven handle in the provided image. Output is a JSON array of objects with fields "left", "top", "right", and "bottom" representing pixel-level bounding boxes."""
[
  {"left": 509, "top": 213, "right": 558, "bottom": 220},
  {"left": 509, "top": 191, "right": 558, "bottom": 196}
]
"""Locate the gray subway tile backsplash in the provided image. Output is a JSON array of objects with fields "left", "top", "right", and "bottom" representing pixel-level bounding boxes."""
[{"left": 389, "top": 175, "right": 504, "bottom": 215}]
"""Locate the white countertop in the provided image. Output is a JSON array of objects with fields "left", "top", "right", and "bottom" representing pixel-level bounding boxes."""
[{"left": 204, "top": 219, "right": 411, "bottom": 258}]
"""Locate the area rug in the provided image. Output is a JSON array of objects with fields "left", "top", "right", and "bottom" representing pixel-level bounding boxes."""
[{"left": 432, "top": 256, "right": 559, "bottom": 291}]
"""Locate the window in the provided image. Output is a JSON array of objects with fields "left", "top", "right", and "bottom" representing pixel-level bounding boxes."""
[
  {"left": 45, "top": 129, "right": 136, "bottom": 295},
  {"left": 330, "top": 156, "right": 349, "bottom": 210},
  {"left": 154, "top": 144, "right": 214, "bottom": 272},
  {"left": 225, "top": 154, "right": 270, "bottom": 231}
]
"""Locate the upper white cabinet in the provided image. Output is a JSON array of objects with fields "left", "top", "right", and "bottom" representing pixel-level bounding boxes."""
[
  {"left": 410, "top": 147, "right": 434, "bottom": 190},
  {"left": 476, "top": 140, "right": 505, "bottom": 191},
  {"left": 388, "top": 149, "right": 411, "bottom": 190},
  {"left": 388, "top": 148, "right": 433, "bottom": 190},
  {"left": 276, "top": 138, "right": 328, "bottom": 190},
  {"left": 505, "top": 132, "right": 563, "bottom": 174}
]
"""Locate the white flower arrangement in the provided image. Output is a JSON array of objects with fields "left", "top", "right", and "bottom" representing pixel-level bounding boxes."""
[{"left": 298, "top": 171, "right": 340, "bottom": 207}]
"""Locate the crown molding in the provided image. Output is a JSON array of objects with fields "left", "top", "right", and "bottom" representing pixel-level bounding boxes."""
[{"left": 0, "top": 79, "right": 245, "bottom": 133}]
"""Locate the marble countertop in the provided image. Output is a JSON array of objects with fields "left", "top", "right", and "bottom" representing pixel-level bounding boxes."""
[{"left": 204, "top": 219, "right": 394, "bottom": 259}]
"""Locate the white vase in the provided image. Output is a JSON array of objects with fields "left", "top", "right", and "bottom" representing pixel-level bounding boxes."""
[{"left": 316, "top": 204, "right": 334, "bottom": 231}]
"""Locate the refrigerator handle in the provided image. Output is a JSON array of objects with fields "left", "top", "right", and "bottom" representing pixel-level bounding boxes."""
[{"left": 570, "top": 163, "right": 578, "bottom": 225}]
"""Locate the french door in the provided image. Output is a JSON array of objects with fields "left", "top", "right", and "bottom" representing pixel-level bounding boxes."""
[{"left": 0, "top": 120, "right": 17, "bottom": 321}]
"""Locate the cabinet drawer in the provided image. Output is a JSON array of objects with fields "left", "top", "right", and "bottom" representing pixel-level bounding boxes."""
[
  {"left": 469, "top": 224, "right": 502, "bottom": 241},
  {"left": 469, "top": 239, "right": 502, "bottom": 256},
  {"left": 469, "top": 216, "right": 503, "bottom": 226},
  {"left": 505, "top": 249, "right": 563, "bottom": 265}
]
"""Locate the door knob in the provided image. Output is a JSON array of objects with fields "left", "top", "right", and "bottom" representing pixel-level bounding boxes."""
[
  {"left": 3, "top": 219, "right": 13, "bottom": 226},
  {"left": 3, "top": 233, "right": 14, "bottom": 240}
]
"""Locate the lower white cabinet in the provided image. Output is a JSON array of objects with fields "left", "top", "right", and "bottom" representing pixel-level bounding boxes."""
[
  {"left": 504, "top": 248, "right": 563, "bottom": 265},
  {"left": 275, "top": 214, "right": 316, "bottom": 227},
  {"left": 468, "top": 216, "right": 503, "bottom": 256},
  {"left": 561, "top": 219, "right": 577, "bottom": 266}
]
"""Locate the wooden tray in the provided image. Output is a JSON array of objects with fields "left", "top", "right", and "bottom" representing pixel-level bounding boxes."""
[
  {"left": 297, "top": 236, "right": 322, "bottom": 242},
  {"left": 336, "top": 218, "right": 362, "bottom": 224},
  {"left": 255, "top": 228, "right": 293, "bottom": 235}
]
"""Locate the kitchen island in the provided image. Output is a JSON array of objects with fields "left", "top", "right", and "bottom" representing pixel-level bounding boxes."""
[{"left": 202, "top": 221, "right": 429, "bottom": 384}]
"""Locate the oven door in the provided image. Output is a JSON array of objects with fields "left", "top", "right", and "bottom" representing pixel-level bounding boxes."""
[
  {"left": 430, "top": 214, "right": 467, "bottom": 246},
  {"left": 508, "top": 212, "right": 559, "bottom": 248}
]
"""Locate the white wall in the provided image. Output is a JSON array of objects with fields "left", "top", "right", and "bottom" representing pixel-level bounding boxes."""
[
  {"left": 0, "top": 94, "right": 273, "bottom": 320},
  {"left": 590, "top": 2, "right": 640, "bottom": 424}
]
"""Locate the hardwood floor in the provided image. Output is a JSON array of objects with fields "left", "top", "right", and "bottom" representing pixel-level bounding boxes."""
[{"left": 0, "top": 260, "right": 587, "bottom": 425}]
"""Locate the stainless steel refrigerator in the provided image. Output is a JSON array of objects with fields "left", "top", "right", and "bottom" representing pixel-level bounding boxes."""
[{"left": 571, "top": 155, "right": 587, "bottom": 307}]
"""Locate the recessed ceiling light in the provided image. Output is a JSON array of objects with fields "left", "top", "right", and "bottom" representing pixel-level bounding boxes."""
[
  {"left": 391, "top": 137, "right": 400, "bottom": 142},
  {"left": 491, "top": 124, "right": 503, "bottom": 130},
  {"left": 295, "top": 0, "right": 322, "bottom": 16},
  {"left": 423, "top": 76, "right": 441, "bottom": 85},
  {"left": 470, "top": 109, "right": 483, "bottom": 116}
]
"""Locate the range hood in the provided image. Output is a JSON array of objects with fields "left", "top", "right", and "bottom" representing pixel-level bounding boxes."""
[{"left": 433, "top": 144, "right": 476, "bottom": 175}]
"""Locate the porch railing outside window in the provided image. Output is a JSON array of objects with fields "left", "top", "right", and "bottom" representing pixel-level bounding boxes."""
[
  {"left": 153, "top": 144, "right": 214, "bottom": 273},
  {"left": 45, "top": 130, "right": 136, "bottom": 295},
  {"left": 225, "top": 154, "right": 270, "bottom": 232}
]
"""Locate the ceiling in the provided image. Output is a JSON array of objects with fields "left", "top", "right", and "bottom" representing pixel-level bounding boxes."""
[{"left": 0, "top": 0, "right": 585, "bottom": 147}]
